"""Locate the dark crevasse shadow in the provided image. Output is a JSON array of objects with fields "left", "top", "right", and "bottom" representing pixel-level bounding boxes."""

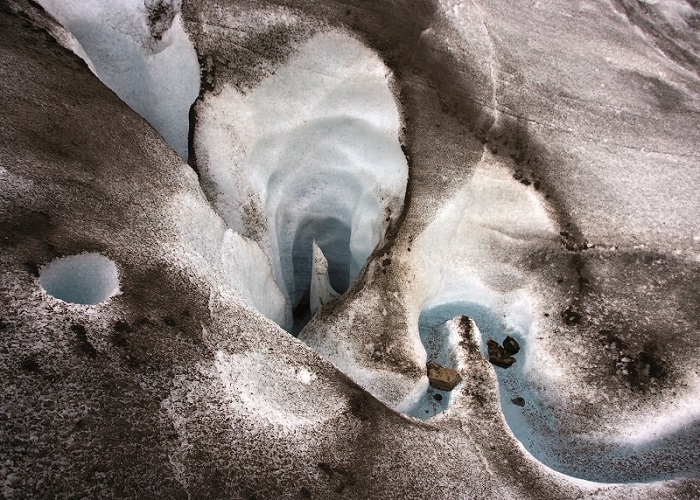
[{"left": 412, "top": 301, "right": 700, "bottom": 483}]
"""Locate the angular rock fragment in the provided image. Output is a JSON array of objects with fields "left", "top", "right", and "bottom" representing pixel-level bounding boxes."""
[
  {"left": 426, "top": 361, "right": 463, "bottom": 391},
  {"left": 487, "top": 339, "right": 516, "bottom": 368}
]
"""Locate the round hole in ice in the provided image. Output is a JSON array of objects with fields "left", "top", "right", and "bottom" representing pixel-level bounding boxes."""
[{"left": 39, "top": 253, "right": 120, "bottom": 305}]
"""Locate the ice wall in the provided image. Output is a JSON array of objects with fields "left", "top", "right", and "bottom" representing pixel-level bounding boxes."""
[{"left": 37, "top": 0, "right": 199, "bottom": 160}]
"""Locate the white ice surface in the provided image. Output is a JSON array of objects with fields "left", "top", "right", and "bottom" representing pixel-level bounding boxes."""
[
  {"left": 165, "top": 187, "right": 289, "bottom": 327},
  {"left": 37, "top": 0, "right": 199, "bottom": 159}
]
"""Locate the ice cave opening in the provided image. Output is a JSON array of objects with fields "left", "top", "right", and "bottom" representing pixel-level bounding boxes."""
[
  {"left": 39, "top": 253, "right": 120, "bottom": 305},
  {"left": 38, "top": 0, "right": 409, "bottom": 334},
  {"left": 193, "top": 32, "right": 409, "bottom": 333}
]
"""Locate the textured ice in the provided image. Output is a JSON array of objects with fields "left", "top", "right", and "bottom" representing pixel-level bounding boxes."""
[
  {"left": 310, "top": 241, "right": 339, "bottom": 315},
  {"left": 37, "top": 0, "right": 199, "bottom": 159},
  {"left": 402, "top": 314, "right": 468, "bottom": 419},
  {"left": 164, "top": 189, "right": 289, "bottom": 327},
  {"left": 2, "top": 0, "right": 700, "bottom": 496}
]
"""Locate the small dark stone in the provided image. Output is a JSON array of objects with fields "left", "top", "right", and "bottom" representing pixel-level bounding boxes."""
[
  {"left": 382, "top": 258, "right": 391, "bottom": 267},
  {"left": 562, "top": 306, "right": 582, "bottom": 325},
  {"left": 511, "top": 397, "right": 526, "bottom": 407},
  {"left": 433, "top": 393, "right": 443, "bottom": 401},
  {"left": 503, "top": 336, "right": 520, "bottom": 355},
  {"left": 487, "top": 339, "right": 516, "bottom": 368}
]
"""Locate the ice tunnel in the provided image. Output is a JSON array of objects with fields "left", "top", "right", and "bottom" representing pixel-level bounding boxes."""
[
  {"left": 193, "top": 31, "right": 408, "bottom": 333},
  {"left": 37, "top": 0, "right": 408, "bottom": 333}
]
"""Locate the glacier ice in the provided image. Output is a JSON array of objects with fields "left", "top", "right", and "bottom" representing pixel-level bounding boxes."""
[
  {"left": 2, "top": 0, "right": 700, "bottom": 496},
  {"left": 37, "top": 0, "right": 199, "bottom": 160},
  {"left": 193, "top": 31, "right": 408, "bottom": 331},
  {"left": 310, "top": 240, "right": 339, "bottom": 315}
]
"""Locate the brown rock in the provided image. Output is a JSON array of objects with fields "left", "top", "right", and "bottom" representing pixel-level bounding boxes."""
[
  {"left": 503, "top": 336, "right": 520, "bottom": 355},
  {"left": 426, "top": 361, "right": 463, "bottom": 391},
  {"left": 487, "top": 339, "right": 516, "bottom": 368}
]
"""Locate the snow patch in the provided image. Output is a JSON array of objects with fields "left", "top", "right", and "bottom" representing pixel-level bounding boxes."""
[
  {"left": 39, "top": 253, "right": 120, "bottom": 305},
  {"left": 296, "top": 368, "right": 315, "bottom": 385}
]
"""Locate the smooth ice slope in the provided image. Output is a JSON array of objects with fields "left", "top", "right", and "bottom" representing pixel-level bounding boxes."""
[
  {"left": 37, "top": 0, "right": 199, "bottom": 159},
  {"left": 195, "top": 31, "right": 408, "bottom": 330},
  {"left": 39, "top": 253, "right": 120, "bottom": 305}
]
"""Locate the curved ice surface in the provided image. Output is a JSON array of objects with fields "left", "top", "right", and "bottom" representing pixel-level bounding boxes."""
[
  {"left": 37, "top": 0, "right": 200, "bottom": 159},
  {"left": 400, "top": 153, "right": 700, "bottom": 482},
  {"left": 402, "top": 310, "right": 466, "bottom": 419},
  {"left": 415, "top": 300, "right": 700, "bottom": 483},
  {"left": 194, "top": 31, "right": 408, "bottom": 331}
]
